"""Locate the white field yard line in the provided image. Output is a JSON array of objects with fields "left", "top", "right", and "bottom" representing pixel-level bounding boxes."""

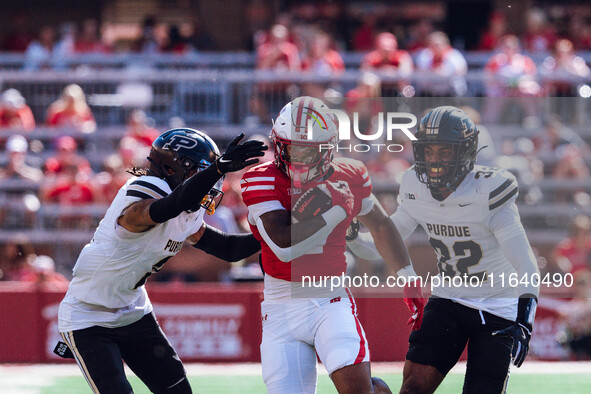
[{"left": 1, "top": 361, "right": 591, "bottom": 381}]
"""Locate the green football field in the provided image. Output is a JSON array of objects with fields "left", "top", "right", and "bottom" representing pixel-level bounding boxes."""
[{"left": 2, "top": 362, "right": 591, "bottom": 393}]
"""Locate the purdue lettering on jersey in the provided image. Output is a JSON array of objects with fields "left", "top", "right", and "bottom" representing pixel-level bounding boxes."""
[
  {"left": 394, "top": 165, "right": 522, "bottom": 321},
  {"left": 164, "top": 239, "right": 184, "bottom": 253},
  {"left": 426, "top": 223, "right": 471, "bottom": 237}
]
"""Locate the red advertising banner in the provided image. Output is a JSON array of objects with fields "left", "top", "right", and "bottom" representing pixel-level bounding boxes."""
[{"left": 0, "top": 283, "right": 575, "bottom": 363}]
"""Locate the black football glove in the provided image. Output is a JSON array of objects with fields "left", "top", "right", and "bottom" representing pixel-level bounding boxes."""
[
  {"left": 345, "top": 218, "right": 360, "bottom": 241},
  {"left": 492, "top": 322, "right": 531, "bottom": 367},
  {"left": 215, "top": 133, "right": 267, "bottom": 174},
  {"left": 492, "top": 295, "right": 537, "bottom": 368}
]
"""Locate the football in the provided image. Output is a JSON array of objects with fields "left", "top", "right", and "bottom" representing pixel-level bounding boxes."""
[{"left": 292, "top": 183, "right": 333, "bottom": 221}]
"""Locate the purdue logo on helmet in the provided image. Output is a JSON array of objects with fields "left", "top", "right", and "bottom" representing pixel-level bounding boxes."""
[
  {"left": 412, "top": 106, "right": 479, "bottom": 191},
  {"left": 162, "top": 135, "right": 199, "bottom": 151}
]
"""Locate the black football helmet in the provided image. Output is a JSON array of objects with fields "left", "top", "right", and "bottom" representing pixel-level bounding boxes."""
[
  {"left": 412, "top": 106, "right": 479, "bottom": 191},
  {"left": 148, "top": 128, "right": 223, "bottom": 214}
]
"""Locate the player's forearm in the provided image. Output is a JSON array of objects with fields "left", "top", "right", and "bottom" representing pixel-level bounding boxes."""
[
  {"left": 498, "top": 231, "right": 540, "bottom": 297},
  {"left": 369, "top": 215, "right": 412, "bottom": 272},
  {"left": 257, "top": 206, "right": 347, "bottom": 262},
  {"left": 192, "top": 225, "right": 261, "bottom": 262},
  {"left": 265, "top": 216, "right": 326, "bottom": 248},
  {"left": 347, "top": 232, "right": 382, "bottom": 261},
  {"left": 149, "top": 165, "right": 222, "bottom": 223}
]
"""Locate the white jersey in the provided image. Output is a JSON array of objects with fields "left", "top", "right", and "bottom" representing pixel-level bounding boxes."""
[
  {"left": 393, "top": 165, "right": 523, "bottom": 321},
  {"left": 59, "top": 175, "right": 204, "bottom": 332}
]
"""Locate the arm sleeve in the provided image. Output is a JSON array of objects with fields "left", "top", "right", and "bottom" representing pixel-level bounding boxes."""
[
  {"left": 192, "top": 224, "right": 261, "bottom": 262},
  {"left": 149, "top": 165, "right": 222, "bottom": 223},
  {"left": 346, "top": 231, "right": 382, "bottom": 261},
  {"left": 490, "top": 202, "right": 540, "bottom": 297},
  {"left": 256, "top": 206, "right": 347, "bottom": 262},
  {"left": 247, "top": 200, "right": 286, "bottom": 225},
  {"left": 391, "top": 204, "right": 419, "bottom": 241},
  {"left": 346, "top": 203, "right": 418, "bottom": 261}
]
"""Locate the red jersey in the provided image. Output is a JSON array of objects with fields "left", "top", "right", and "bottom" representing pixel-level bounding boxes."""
[
  {"left": 241, "top": 159, "right": 372, "bottom": 281},
  {"left": 555, "top": 238, "right": 591, "bottom": 274},
  {"left": 362, "top": 49, "right": 412, "bottom": 70}
]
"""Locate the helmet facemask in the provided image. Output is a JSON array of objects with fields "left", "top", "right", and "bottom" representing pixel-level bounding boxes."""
[
  {"left": 272, "top": 131, "right": 336, "bottom": 187},
  {"left": 270, "top": 96, "right": 339, "bottom": 187},
  {"left": 413, "top": 137, "right": 477, "bottom": 192},
  {"left": 200, "top": 178, "right": 224, "bottom": 215}
]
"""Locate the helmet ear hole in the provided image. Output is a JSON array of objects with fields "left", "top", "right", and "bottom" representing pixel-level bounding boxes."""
[{"left": 164, "top": 166, "right": 176, "bottom": 175}]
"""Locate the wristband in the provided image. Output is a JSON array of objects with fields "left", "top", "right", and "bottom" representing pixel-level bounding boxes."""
[
  {"left": 397, "top": 264, "right": 418, "bottom": 280},
  {"left": 517, "top": 294, "right": 538, "bottom": 332},
  {"left": 320, "top": 206, "right": 347, "bottom": 228}
]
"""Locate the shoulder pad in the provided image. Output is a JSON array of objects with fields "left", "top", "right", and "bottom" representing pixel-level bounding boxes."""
[
  {"left": 332, "top": 157, "right": 366, "bottom": 173},
  {"left": 126, "top": 176, "right": 170, "bottom": 200},
  {"left": 242, "top": 161, "right": 277, "bottom": 179},
  {"left": 480, "top": 167, "right": 518, "bottom": 210}
]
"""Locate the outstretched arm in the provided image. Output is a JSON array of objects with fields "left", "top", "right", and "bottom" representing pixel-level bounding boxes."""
[
  {"left": 187, "top": 223, "right": 261, "bottom": 262},
  {"left": 356, "top": 195, "right": 412, "bottom": 273},
  {"left": 352, "top": 194, "right": 425, "bottom": 330},
  {"left": 490, "top": 201, "right": 539, "bottom": 367},
  {"left": 118, "top": 133, "right": 267, "bottom": 233},
  {"left": 347, "top": 199, "right": 418, "bottom": 263}
]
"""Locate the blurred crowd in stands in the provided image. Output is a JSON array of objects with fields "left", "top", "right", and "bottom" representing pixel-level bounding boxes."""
[{"left": 0, "top": 4, "right": 590, "bottom": 292}]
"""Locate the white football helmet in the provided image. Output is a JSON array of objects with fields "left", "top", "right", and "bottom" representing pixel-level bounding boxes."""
[{"left": 270, "top": 96, "right": 338, "bottom": 186}]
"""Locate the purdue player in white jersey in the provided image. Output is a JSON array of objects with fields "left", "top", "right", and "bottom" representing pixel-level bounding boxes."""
[
  {"left": 347, "top": 107, "right": 539, "bottom": 394},
  {"left": 57, "top": 129, "right": 266, "bottom": 394}
]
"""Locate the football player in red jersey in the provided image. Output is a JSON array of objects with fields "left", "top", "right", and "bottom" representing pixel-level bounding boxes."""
[{"left": 241, "top": 97, "right": 423, "bottom": 394}]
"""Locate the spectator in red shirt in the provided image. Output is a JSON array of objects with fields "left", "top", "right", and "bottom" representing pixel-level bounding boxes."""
[
  {"left": 405, "top": 19, "right": 434, "bottom": 53},
  {"left": 124, "top": 109, "right": 159, "bottom": 147},
  {"left": 42, "top": 163, "right": 95, "bottom": 205},
  {"left": 522, "top": 8, "right": 557, "bottom": 53},
  {"left": 0, "top": 89, "right": 35, "bottom": 132},
  {"left": 415, "top": 31, "right": 467, "bottom": 96},
  {"left": 352, "top": 14, "right": 377, "bottom": 51},
  {"left": 345, "top": 72, "right": 384, "bottom": 149},
  {"left": 302, "top": 30, "right": 344, "bottom": 75},
  {"left": 46, "top": 84, "right": 96, "bottom": 133},
  {"left": 256, "top": 24, "right": 301, "bottom": 71},
  {"left": 253, "top": 24, "right": 301, "bottom": 123},
  {"left": 74, "top": 19, "right": 108, "bottom": 54},
  {"left": 541, "top": 38, "right": 590, "bottom": 96},
  {"left": 0, "top": 234, "right": 37, "bottom": 281},
  {"left": 569, "top": 16, "right": 591, "bottom": 51},
  {"left": 554, "top": 215, "right": 591, "bottom": 274},
  {"left": 1, "top": 11, "right": 34, "bottom": 52},
  {"left": 162, "top": 25, "right": 191, "bottom": 54},
  {"left": 361, "top": 32, "right": 413, "bottom": 74},
  {"left": 361, "top": 32, "right": 413, "bottom": 95},
  {"left": 94, "top": 153, "right": 131, "bottom": 204},
  {"left": 482, "top": 35, "right": 540, "bottom": 123},
  {"left": 478, "top": 11, "right": 508, "bottom": 51},
  {"left": 44, "top": 135, "right": 91, "bottom": 177}
]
